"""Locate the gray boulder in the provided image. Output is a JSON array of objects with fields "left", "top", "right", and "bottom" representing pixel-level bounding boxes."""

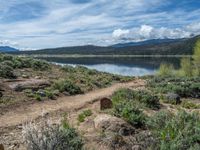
[{"left": 94, "top": 114, "right": 135, "bottom": 136}]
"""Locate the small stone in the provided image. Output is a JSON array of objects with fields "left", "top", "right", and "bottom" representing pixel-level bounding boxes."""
[
  {"left": 100, "top": 97, "right": 112, "bottom": 110},
  {"left": 22, "top": 74, "right": 29, "bottom": 78},
  {"left": 35, "top": 76, "right": 41, "bottom": 79},
  {"left": 132, "top": 145, "right": 141, "bottom": 150}
]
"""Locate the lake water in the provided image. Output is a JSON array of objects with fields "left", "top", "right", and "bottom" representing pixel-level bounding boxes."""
[{"left": 37, "top": 57, "right": 181, "bottom": 76}]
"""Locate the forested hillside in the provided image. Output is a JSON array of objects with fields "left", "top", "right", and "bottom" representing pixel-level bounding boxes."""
[{"left": 10, "top": 35, "right": 200, "bottom": 55}]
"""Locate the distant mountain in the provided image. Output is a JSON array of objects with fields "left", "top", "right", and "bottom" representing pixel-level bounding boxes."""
[
  {"left": 0, "top": 46, "right": 19, "bottom": 52},
  {"left": 10, "top": 35, "right": 200, "bottom": 55},
  {"left": 111, "top": 38, "right": 183, "bottom": 48}
]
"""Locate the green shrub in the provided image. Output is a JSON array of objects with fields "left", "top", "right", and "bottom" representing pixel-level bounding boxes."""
[
  {"left": 0, "top": 63, "right": 16, "bottom": 78},
  {"left": 45, "top": 90, "right": 55, "bottom": 99},
  {"left": 112, "top": 89, "right": 160, "bottom": 109},
  {"left": 157, "top": 63, "right": 175, "bottom": 76},
  {"left": 193, "top": 38, "right": 200, "bottom": 76},
  {"left": 61, "top": 65, "right": 76, "bottom": 73},
  {"left": 181, "top": 101, "right": 200, "bottom": 109},
  {"left": 31, "top": 59, "right": 50, "bottom": 71},
  {"left": 24, "top": 89, "right": 35, "bottom": 98},
  {"left": 147, "top": 110, "right": 200, "bottom": 150},
  {"left": 78, "top": 109, "right": 92, "bottom": 122},
  {"left": 35, "top": 94, "right": 42, "bottom": 101},
  {"left": 53, "top": 80, "right": 83, "bottom": 95},
  {"left": 179, "top": 57, "right": 193, "bottom": 77},
  {"left": 148, "top": 76, "right": 200, "bottom": 98},
  {"left": 113, "top": 101, "right": 146, "bottom": 128}
]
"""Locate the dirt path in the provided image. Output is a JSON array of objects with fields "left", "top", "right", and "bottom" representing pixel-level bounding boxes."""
[{"left": 0, "top": 79, "right": 145, "bottom": 128}]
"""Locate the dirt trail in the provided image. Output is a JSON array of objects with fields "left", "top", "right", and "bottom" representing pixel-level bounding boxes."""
[{"left": 0, "top": 79, "right": 145, "bottom": 128}]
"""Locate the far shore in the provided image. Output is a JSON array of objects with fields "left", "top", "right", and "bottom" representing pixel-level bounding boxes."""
[{"left": 18, "top": 54, "right": 192, "bottom": 58}]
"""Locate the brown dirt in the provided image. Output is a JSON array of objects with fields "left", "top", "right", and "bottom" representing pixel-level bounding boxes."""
[
  {"left": 0, "top": 79, "right": 145, "bottom": 150},
  {"left": 0, "top": 79, "right": 145, "bottom": 128}
]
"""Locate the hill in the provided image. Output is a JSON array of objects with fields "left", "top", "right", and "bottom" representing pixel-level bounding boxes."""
[
  {"left": 10, "top": 35, "right": 200, "bottom": 55},
  {"left": 0, "top": 46, "right": 19, "bottom": 52}
]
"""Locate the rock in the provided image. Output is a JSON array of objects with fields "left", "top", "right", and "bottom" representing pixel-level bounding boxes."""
[
  {"left": 22, "top": 74, "right": 29, "bottom": 78},
  {"left": 0, "top": 144, "right": 4, "bottom": 150},
  {"left": 100, "top": 97, "right": 112, "bottom": 110},
  {"left": 8, "top": 79, "right": 50, "bottom": 92},
  {"left": 132, "top": 145, "right": 141, "bottom": 150},
  {"left": 165, "top": 93, "right": 181, "bottom": 104},
  {"left": 94, "top": 114, "right": 135, "bottom": 136},
  {"left": 35, "top": 76, "right": 41, "bottom": 79},
  {"left": 36, "top": 90, "right": 46, "bottom": 97}
]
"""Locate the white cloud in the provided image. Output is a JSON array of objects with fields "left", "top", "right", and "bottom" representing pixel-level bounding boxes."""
[
  {"left": 0, "top": 39, "right": 18, "bottom": 47},
  {"left": 112, "top": 29, "right": 130, "bottom": 39},
  {"left": 139, "top": 25, "right": 154, "bottom": 38},
  {"left": 112, "top": 24, "right": 194, "bottom": 43},
  {"left": 186, "top": 22, "right": 200, "bottom": 34}
]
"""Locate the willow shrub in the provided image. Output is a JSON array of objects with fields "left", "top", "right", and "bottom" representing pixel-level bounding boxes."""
[{"left": 157, "top": 63, "right": 175, "bottom": 77}]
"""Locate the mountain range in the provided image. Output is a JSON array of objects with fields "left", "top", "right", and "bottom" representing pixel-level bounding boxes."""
[
  {"left": 0, "top": 46, "right": 19, "bottom": 52},
  {"left": 7, "top": 35, "right": 200, "bottom": 55}
]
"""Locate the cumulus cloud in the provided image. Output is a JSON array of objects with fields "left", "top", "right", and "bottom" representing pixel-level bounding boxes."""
[
  {"left": 186, "top": 22, "right": 200, "bottom": 34},
  {"left": 112, "top": 24, "right": 194, "bottom": 42},
  {"left": 139, "top": 25, "right": 154, "bottom": 38},
  {"left": 0, "top": 40, "right": 18, "bottom": 47},
  {"left": 112, "top": 29, "right": 130, "bottom": 39}
]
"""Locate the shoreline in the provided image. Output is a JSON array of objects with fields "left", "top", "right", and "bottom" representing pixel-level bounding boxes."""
[{"left": 18, "top": 54, "right": 192, "bottom": 58}]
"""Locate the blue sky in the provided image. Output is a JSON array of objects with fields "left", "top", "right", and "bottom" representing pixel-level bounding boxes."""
[{"left": 0, "top": 0, "right": 200, "bottom": 50}]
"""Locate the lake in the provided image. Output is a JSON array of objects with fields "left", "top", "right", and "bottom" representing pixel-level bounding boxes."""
[{"left": 37, "top": 56, "right": 181, "bottom": 76}]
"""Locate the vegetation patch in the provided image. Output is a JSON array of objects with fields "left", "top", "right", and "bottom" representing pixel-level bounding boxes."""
[
  {"left": 147, "top": 110, "right": 200, "bottom": 150},
  {"left": 181, "top": 101, "right": 200, "bottom": 109},
  {"left": 112, "top": 88, "right": 160, "bottom": 110},
  {"left": 22, "top": 119, "right": 84, "bottom": 150},
  {"left": 148, "top": 76, "right": 200, "bottom": 98},
  {"left": 78, "top": 109, "right": 92, "bottom": 122},
  {"left": 52, "top": 79, "right": 83, "bottom": 95},
  {"left": 111, "top": 88, "right": 160, "bottom": 128}
]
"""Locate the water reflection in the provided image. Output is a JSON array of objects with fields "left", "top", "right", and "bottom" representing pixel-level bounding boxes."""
[
  {"left": 81, "top": 64, "right": 155, "bottom": 76},
  {"left": 37, "top": 57, "right": 181, "bottom": 76}
]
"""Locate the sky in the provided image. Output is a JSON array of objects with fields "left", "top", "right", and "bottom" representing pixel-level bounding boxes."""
[{"left": 0, "top": 0, "right": 200, "bottom": 50}]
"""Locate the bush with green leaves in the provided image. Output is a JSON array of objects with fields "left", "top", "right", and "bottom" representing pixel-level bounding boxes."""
[
  {"left": 112, "top": 88, "right": 160, "bottom": 110},
  {"left": 147, "top": 110, "right": 200, "bottom": 150},
  {"left": 178, "top": 57, "right": 193, "bottom": 77},
  {"left": 31, "top": 59, "right": 50, "bottom": 71},
  {"left": 148, "top": 76, "right": 200, "bottom": 98},
  {"left": 0, "top": 54, "right": 50, "bottom": 71},
  {"left": 53, "top": 79, "right": 83, "bottom": 95},
  {"left": 157, "top": 63, "right": 175, "bottom": 77},
  {"left": 22, "top": 119, "right": 84, "bottom": 150},
  {"left": 193, "top": 38, "right": 200, "bottom": 76},
  {"left": 113, "top": 102, "right": 146, "bottom": 128},
  {"left": 78, "top": 109, "right": 92, "bottom": 122},
  {"left": 0, "top": 63, "right": 16, "bottom": 78},
  {"left": 181, "top": 101, "right": 200, "bottom": 109}
]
